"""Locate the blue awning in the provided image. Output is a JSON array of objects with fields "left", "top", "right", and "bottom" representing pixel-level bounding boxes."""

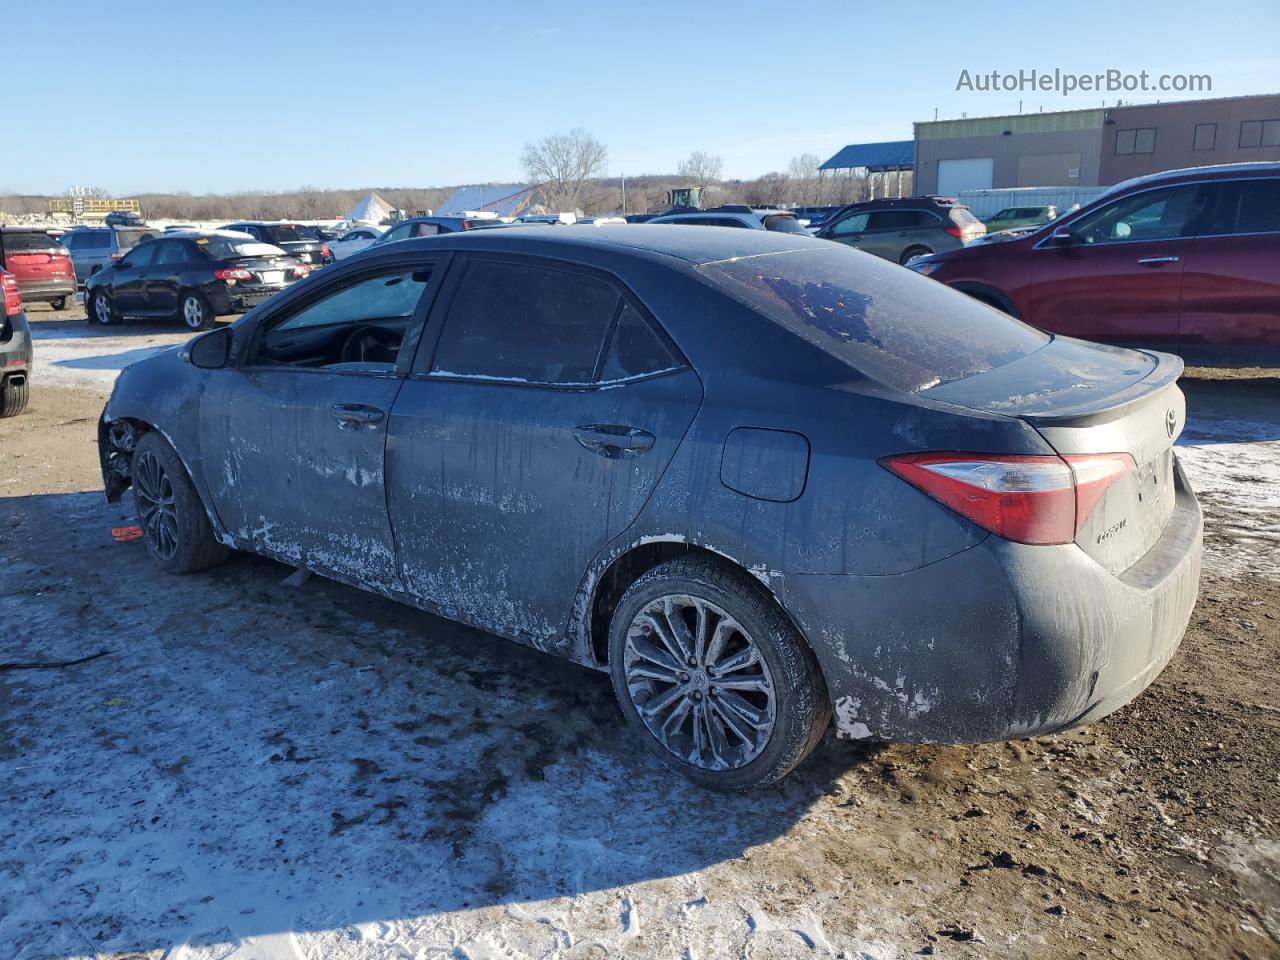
[{"left": 819, "top": 140, "right": 914, "bottom": 172}]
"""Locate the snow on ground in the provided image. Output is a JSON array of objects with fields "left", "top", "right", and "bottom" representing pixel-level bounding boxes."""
[{"left": 27, "top": 317, "right": 193, "bottom": 393}]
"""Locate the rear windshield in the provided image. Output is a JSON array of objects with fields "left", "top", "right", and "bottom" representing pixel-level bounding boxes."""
[
  {"left": 763, "top": 214, "right": 808, "bottom": 234},
  {"left": 295, "top": 226, "right": 324, "bottom": 240},
  {"left": 195, "top": 237, "right": 286, "bottom": 260},
  {"left": 260, "top": 225, "right": 309, "bottom": 244},
  {"left": 948, "top": 206, "right": 981, "bottom": 226},
  {"left": 699, "top": 247, "right": 1049, "bottom": 392},
  {"left": 115, "top": 230, "right": 150, "bottom": 251},
  {"left": 2, "top": 232, "right": 64, "bottom": 253}
]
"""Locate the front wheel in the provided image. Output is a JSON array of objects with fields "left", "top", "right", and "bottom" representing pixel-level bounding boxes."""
[
  {"left": 131, "top": 431, "right": 229, "bottom": 574},
  {"left": 178, "top": 292, "right": 214, "bottom": 331},
  {"left": 89, "top": 291, "right": 119, "bottom": 325},
  {"left": 608, "top": 557, "right": 830, "bottom": 790},
  {"left": 899, "top": 245, "right": 933, "bottom": 265}
]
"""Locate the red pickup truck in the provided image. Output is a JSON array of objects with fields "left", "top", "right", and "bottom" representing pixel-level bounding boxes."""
[{"left": 909, "top": 162, "right": 1280, "bottom": 367}]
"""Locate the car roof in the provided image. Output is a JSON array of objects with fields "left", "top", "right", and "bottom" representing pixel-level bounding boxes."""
[
  {"left": 160, "top": 229, "right": 257, "bottom": 241},
  {"left": 381, "top": 223, "right": 820, "bottom": 265},
  {"left": 1099, "top": 160, "right": 1280, "bottom": 199}
]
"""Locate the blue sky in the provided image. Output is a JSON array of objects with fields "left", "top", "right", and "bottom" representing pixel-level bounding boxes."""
[{"left": 6, "top": 0, "right": 1277, "bottom": 194}]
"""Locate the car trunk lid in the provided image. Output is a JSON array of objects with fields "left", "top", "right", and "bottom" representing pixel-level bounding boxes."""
[{"left": 925, "top": 336, "right": 1184, "bottom": 574}]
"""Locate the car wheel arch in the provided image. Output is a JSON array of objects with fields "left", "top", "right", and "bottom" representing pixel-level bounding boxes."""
[
  {"left": 578, "top": 536, "right": 817, "bottom": 679},
  {"left": 949, "top": 281, "right": 1022, "bottom": 319}
]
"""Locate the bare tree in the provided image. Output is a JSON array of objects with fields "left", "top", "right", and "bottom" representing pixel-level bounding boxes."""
[
  {"left": 744, "top": 171, "right": 791, "bottom": 208},
  {"left": 521, "top": 129, "right": 607, "bottom": 213},
  {"left": 677, "top": 150, "right": 723, "bottom": 198}
]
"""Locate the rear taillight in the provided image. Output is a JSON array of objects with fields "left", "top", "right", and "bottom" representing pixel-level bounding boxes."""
[
  {"left": 320, "top": 243, "right": 331, "bottom": 259},
  {"left": 214, "top": 267, "right": 253, "bottom": 282},
  {"left": 879, "top": 452, "right": 1135, "bottom": 545},
  {"left": 2, "top": 271, "right": 22, "bottom": 317},
  {"left": 291, "top": 264, "right": 311, "bottom": 278},
  {"left": 943, "top": 226, "right": 964, "bottom": 239}
]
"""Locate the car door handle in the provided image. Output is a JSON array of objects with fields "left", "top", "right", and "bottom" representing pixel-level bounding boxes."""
[
  {"left": 330, "top": 403, "right": 385, "bottom": 429},
  {"left": 1137, "top": 256, "right": 1180, "bottom": 265},
  {"left": 573, "top": 424, "right": 656, "bottom": 458}
]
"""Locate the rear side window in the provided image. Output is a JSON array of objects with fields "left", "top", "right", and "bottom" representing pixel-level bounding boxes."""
[
  {"left": 431, "top": 260, "right": 619, "bottom": 384},
  {"left": 700, "top": 246, "right": 1049, "bottom": 393},
  {"left": 120, "top": 243, "right": 157, "bottom": 268},
  {"left": 1206, "top": 179, "right": 1280, "bottom": 235},
  {"left": 600, "top": 303, "right": 680, "bottom": 381}
]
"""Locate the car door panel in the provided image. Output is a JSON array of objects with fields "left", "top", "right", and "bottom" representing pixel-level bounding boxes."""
[
  {"left": 386, "top": 370, "right": 701, "bottom": 650},
  {"left": 1178, "top": 179, "right": 1280, "bottom": 365}
]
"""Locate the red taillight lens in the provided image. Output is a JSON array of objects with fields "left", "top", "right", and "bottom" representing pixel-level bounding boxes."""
[
  {"left": 943, "top": 226, "right": 964, "bottom": 239},
  {"left": 291, "top": 263, "right": 310, "bottom": 278},
  {"left": 878, "top": 452, "right": 1135, "bottom": 545},
  {"left": 1, "top": 272, "right": 22, "bottom": 317},
  {"left": 214, "top": 267, "right": 253, "bottom": 281},
  {"left": 320, "top": 243, "right": 331, "bottom": 258}
]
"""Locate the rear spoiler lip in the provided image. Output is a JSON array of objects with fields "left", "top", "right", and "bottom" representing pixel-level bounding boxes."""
[{"left": 1014, "top": 348, "right": 1183, "bottom": 427}]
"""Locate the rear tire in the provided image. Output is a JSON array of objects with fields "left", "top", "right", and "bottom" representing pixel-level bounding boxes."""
[
  {"left": 178, "top": 291, "right": 214, "bottom": 331},
  {"left": 90, "top": 291, "right": 119, "bottom": 325},
  {"left": 131, "top": 431, "right": 229, "bottom": 574},
  {"left": 0, "top": 376, "right": 29, "bottom": 418},
  {"left": 899, "top": 245, "right": 933, "bottom": 265},
  {"left": 608, "top": 557, "right": 830, "bottom": 790}
]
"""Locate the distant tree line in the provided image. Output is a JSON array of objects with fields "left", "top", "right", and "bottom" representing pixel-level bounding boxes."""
[{"left": 0, "top": 131, "right": 912, "bottom": 222}]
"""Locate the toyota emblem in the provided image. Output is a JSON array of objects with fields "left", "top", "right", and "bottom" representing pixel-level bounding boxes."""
[{"left": 1165, "top": 408, "right": 1177, "bottom": 438}]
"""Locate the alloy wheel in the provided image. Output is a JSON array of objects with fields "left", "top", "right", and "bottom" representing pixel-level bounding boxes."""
[
  {"left": 622, "top": 593, "right": 776, "bottom": 771},
  {"left": 94, "top": 294, "right": 112, "bottom": 325},
  {"left": 134, "top": 449, "right": 179, "bottom": 560},
  {"left": 182, "top": 296, "right": 205, "bottom": 330}
]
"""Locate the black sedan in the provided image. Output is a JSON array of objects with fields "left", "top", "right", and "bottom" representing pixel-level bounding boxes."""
[
  {"left": 86, "top": 231, "right": 311, "bottom": 330},
  {"left": 221, "top": 222, "right": 334, "bottom": 267},
  {"left": 98, "top": 227, "right": 1202, "bottom": 789}
]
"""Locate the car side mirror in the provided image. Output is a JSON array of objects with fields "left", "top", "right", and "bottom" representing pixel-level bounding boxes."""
[
  {"left": 183, "top": 327, "right": 231, "bottom": 369},
  {"left": 1047, "top": 226, "right": 1075, "bottom": 246}
]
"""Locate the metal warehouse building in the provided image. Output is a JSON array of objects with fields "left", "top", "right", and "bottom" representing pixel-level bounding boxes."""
[{"left": 913, "top": 93, "right": 1280, "bottom": 195}]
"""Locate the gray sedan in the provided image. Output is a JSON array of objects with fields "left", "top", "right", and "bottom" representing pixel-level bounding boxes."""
[{"left": 98, "top": 226, "right": 1201, "bottom": 789}]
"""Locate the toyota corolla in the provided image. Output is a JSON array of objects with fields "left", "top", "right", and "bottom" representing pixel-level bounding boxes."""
[{"left": 99, "top": 226, "right": 1202, "bottom": 790}]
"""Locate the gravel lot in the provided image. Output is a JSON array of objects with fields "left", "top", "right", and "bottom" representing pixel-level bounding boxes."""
[{"left": 2, "top": 305, "right": 1278, "bottom": 960}]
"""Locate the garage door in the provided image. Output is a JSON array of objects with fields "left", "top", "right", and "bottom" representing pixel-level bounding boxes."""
[{"left": 937, "top": 158, "right": 994, "bottom": 195}]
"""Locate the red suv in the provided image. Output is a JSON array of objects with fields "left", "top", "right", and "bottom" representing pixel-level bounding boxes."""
[
  {"left": 909, "top": 163, "right": 1280, "bottom": 366},
  {"left": 0, "top": 228, "right": 77, "bottom": 310}
]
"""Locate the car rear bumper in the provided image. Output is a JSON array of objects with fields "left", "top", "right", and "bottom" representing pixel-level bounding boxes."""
[
  {"left": 208, "top": 282, "right": 292, "bottom": 314},
  {"left": 785, "top": 458, "right": 1202, "bottom": 743},
  {"left": 1, "top": 310, "right": 34, "bottom": 375},
  {"left": 17, "top": 278, "right": 76, "bottom": 302}
]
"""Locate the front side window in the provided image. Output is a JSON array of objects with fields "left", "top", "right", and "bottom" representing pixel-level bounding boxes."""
[
  {"left": 431, "top": 260, "right": 619, "bottom": 384},
  {"left": 119, "top": 243, "right": 157, "bottom": 269},
  {"left": 1066, "top": 185, "right": 1206, "bottom": 244},
  {"left": 153, "top": 241, "right": 187, "bottom": 265},
  {"left": 276, "top": 270, "right": 430, "bottom": 333}
]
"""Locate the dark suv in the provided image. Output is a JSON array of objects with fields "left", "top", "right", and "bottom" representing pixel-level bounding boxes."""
[
  {"left": 817, "top": 197, "right": 986, "bottom": 263},
  {"left": 221, "top": 223, "right": 333, "bottom": 268}
]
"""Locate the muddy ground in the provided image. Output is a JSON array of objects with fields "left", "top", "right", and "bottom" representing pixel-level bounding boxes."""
[{"left": 1, "top": 306, "right": 1277, "bottom": 960}]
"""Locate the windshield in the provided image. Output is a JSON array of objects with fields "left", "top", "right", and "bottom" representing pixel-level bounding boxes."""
[
  {"left": 764, "top": 215, "right": 808, "bottom": 234},
  {"left": 260, "top": 225, "right": 310, "bottom": 244},
  {"left": 700, "top": 247, "right": 1049, "bottom": 393},
  {"left": 195, "top": 237, "right": 287, "bottom": 260}
]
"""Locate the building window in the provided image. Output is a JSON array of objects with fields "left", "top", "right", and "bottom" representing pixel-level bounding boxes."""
[
  {"left": 1115, "top": 127, "right": 1156, "bottom": 155},
  {"left": 1193, "top": 123, "right": 1217, "bottom": 151},
  {"left": 1239, "top": 119, "right": 1280, "bottom": 148}
]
